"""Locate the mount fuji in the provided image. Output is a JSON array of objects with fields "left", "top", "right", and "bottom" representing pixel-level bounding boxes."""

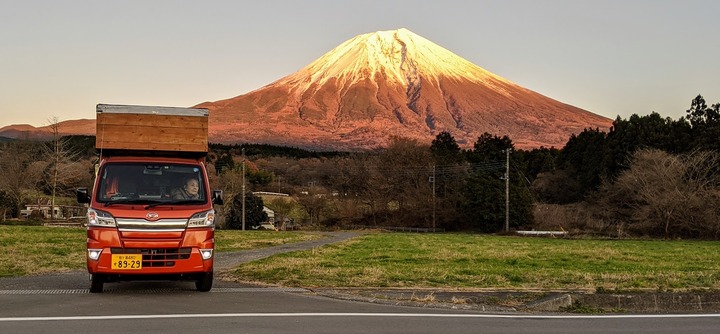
[{"left": 197, "top": 28, "right": 611, "bottom": 150}]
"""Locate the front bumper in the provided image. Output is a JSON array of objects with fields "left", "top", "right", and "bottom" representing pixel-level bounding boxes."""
[{"left": 87, "top": 227, "right": 214, "bottom": 275}]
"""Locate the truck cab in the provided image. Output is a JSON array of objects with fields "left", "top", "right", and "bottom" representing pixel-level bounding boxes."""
[{"left": 77, "top": 104, "right": 223, "bottom": 293}]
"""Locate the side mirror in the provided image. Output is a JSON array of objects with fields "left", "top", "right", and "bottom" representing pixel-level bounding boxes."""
[
  {"left": 76, "top": 188, "right": 91, "bottom": 204},
  {"left": 212, "top": 190, "right": 224, "bottom": 205}
]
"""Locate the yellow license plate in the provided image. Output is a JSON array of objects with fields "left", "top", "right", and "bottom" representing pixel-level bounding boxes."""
[{"left": 111, "top": 254, "right": 142, "bottom": 270}]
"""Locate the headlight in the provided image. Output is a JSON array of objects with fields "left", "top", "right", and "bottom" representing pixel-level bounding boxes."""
[
  {"left": 188, "top": 210, "right": 215, "bottom": 228},
  {"left": 87, "top": 208, "right": 116, "bottom": 227},
  {"left": 200, "top": 249, "right": 213, "bottom": 260},
  {"left": 88, "top": 249, "right": 103, "bottom": 261}
]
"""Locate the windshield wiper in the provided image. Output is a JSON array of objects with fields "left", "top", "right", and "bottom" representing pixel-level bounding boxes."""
[{"left": 144, "top": 199, "right": 205, "bottom": 209}]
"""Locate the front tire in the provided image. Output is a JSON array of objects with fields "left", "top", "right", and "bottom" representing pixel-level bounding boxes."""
[
  {"left": 89, "top": 274, "right": 104, "bottom": 293},
  {"left": 195, "top": 271, "right": 213, "bottom": 292}
]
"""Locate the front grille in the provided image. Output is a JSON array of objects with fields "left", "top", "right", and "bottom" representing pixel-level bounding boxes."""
[
  {"left": 111, "top": 248, "right": 191, "bottom": 267},
  {"left": 116, "top": 218, "right": 187, "bottom": 232}
]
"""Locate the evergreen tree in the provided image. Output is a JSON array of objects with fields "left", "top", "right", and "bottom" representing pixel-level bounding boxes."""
[
  {"left": 214, "top": 154, "right": 235, "bottom": 175},
  {"left": 516, "top": 147, "right": 559, "bottom": 182},
  {"left": 603, "top": 112, "right": 687, "bottom": 180},
  {"left": 462, "top": 133, "right": 533, "bottom": 232},
  {"left": 685, "top": 95, "right": 720, "bottom": 151},
  {"left": 556, "top": 128, "right": 607, "bottom": 200},
  {"left": 225, "top": 191, "right": 268, "bottom": 229},
  {"left": 430, "top": 132, "right": 468, "bottom": 229},
  {"left": 430, "top": 131, "right": 464, "bottom": 164}
]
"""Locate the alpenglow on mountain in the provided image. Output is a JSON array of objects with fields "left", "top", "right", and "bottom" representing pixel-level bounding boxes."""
[{"left": 203, "top": 28, "right": 611, "bottom": 150}]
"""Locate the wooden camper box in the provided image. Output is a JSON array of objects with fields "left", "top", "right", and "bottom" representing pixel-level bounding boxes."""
[{"left": 95, "top": 104, "right": 209, "bottom": 153}]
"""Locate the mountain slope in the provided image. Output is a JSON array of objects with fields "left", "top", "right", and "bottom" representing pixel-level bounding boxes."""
[
  {"left": 199, "top": 28, "right": 611, "bottom": 149},
  {"left": 0, "top": 119, "right": 95, "bottom": 140}
]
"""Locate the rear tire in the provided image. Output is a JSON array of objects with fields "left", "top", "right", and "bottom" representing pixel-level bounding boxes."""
[
  {"left": 89, "top": 274, "right": 104, "bottom": 293},
  {"left": 195, "top": 271, "right": 213, "bottom": 292}
]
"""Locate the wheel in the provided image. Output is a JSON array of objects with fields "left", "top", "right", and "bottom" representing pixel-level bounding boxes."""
[
  {"left": 195, "top": 271, "right": 213, "bottom": 292},
  {"left": 89, "top": 274, "right": 104, "bottom": 293}
]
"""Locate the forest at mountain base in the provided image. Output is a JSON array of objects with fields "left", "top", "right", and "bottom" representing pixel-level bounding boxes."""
[{"left": 1, "top": 95, "right": 719, "bottom": 239}]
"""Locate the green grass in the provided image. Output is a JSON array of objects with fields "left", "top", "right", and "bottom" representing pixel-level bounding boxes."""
[
  {"left": 3, "top": 226, "right": 720, "bottom": 292},
  {"left": 0, "top": 225, "right": 86, "bottom": 277},
  {"left": 229, "top": 233, "right": 720, "bottom": 291},
  {"left": 0, "top": 225, "right": 323, "bottom": 277}
]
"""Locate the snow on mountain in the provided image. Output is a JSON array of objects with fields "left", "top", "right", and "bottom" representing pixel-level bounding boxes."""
[{"left": 282, "top": 28, "right": 512, "bottom": 93}]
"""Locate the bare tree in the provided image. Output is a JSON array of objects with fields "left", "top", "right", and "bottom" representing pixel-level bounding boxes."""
[
  {"left": 0, "top": 141, "right": 40, "bottom": 217},
  {"left": 360, "top": 137, "right": 434, "bottom": 227},
  {"left": 593, "top": 149, "right": 720, "bottom": 239},
  {"left": 43, "top": 117, "right": 81, "bottom": 219},
  {"left": 297, "top": 185, "right": 329, "bottom": 226},
  {"left": 217, "top": 166, "right": 245, "bottom": 228},
  {"left": 0, "top": 190, "right": 10, "bottom": 220},
  {"left": 266, "top": 197, "right": 296, "bottom": 230}
]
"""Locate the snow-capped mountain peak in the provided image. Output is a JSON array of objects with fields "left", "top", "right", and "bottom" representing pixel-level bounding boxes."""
[
  {"left": 199, "top": 29, "right": 612, "bottom": 150},
  {"left": 281, "top": 28, "right": 511, "bottom": 95}
]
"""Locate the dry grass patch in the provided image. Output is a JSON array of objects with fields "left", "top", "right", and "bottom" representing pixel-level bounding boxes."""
[
  {"left": 410, "top": 291, "right": 436, "bottom": 303},
  {"left": 450, "top": 296, "right": 469, "bottom": 304}
]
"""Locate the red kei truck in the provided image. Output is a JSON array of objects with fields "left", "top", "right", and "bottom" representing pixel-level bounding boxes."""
[{"left": 76, "top": 104, "right": 224, "bottom": 293}]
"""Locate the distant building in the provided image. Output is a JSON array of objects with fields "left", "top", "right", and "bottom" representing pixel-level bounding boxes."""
[
  {"left": 20, "top": 204, "right": 85, "bottom": 220},
  {"left": 253, "top": 191, "right": 289, "bottom": 198},
  {"left": 262, "top": 206, "right": 275, "bottom": 225}
]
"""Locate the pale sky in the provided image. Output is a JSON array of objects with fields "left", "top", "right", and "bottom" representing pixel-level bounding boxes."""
[{"left": 1, "top": 0, "right": 718, "bottom": 128}]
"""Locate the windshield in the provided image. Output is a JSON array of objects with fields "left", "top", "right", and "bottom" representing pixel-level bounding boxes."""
[{"left": 96, "top": 162, "right": 207, "bottom": 205}]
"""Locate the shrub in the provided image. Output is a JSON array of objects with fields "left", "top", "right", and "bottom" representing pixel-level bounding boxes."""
[{"left": 591, "top": 149, "right": 720, "bottom": 239}]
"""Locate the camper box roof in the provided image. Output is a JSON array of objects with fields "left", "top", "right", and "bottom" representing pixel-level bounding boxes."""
[
  {"left": 97, "top": 104, "right": 208, "bottom": 117},
  {"left": 95, "top": 104, "right": 209, "bottom": 155}
]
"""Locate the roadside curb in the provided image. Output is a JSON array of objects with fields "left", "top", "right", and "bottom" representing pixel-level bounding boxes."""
[
  {"left": 524, "top": 294, "right": 573, "bottom": 311},
  {"left": 571, "top": 292, "right": 720, "bottom": 313},
  {"left": 308, "top": 288, "right": 720, "bottom": 314},
  {"left": 311, "top": 288, "right": 518, "bottom": 312}
]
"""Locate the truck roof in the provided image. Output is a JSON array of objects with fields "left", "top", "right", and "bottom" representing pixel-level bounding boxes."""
[{"left": 97, "top": 104, "right": 208, "bottom": 117}]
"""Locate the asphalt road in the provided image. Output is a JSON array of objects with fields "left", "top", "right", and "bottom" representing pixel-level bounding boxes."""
[
  {"left": 1, "top": 232, "right": 719, "bottom": 333},
  {"left": 2, "top": 288, "right": 719, "bottom": 334}
]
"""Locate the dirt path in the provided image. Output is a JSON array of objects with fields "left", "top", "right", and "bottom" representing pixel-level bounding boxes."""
[{"left": 214, "top": 231, "right": 361, "bottom": 271}]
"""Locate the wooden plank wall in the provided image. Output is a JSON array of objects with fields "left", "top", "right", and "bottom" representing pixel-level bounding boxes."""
[{"left": 96, "top": 113, "right": 208, "bottom": 152}]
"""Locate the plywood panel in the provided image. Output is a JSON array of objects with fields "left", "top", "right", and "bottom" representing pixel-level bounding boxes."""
[
  {"left": 98, "top": 113, "right": 208, "bottom": 129},
  {"left": 96, "top": 111, "right": 208, "bottom": 152}
]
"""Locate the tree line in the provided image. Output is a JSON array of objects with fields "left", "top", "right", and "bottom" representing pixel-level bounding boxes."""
[
  {"left": 215, "top": 94, "right": 720, "bottom": 238},
  {"left": 1, "top": 95, "right": 719, "bottom": 238}
]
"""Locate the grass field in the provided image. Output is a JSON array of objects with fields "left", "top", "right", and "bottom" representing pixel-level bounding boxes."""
[
  {"left": 228, "top": 233, "right": 720, "bottom": 292},
  {"left": 0, "top": 225, "right": 86, "bottom": 277},
  {"left": 2, "top": 225, "right": 719, "bottom": 292},
  {"left": 0, "top": 225, "right": 321, "bottom": 277}
]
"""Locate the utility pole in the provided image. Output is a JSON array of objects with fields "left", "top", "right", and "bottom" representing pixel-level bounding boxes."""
[
  {"left": 431, "top": 164, "right": 436, "bottom": 232},
  {"left": 241, "top": 148, "right": 246, "bottom": 231},
  {"left": 505, "top": 148, "right": 510, "bottom": 232}
]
